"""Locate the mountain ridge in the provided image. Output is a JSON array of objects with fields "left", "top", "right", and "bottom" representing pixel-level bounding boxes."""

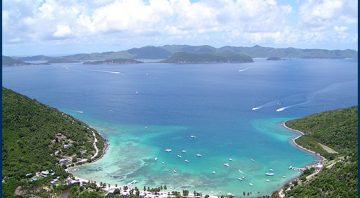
[{"left": 4, "top": 45, "right": 357, "bottom": 65}]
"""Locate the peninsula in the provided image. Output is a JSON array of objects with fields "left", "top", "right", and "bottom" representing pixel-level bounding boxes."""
[
  {"left": 279, "top": 107, "right": 358, "bottom": 197},
  {"left": 2, "top": 88, "right": 106, "bottom": 197}
]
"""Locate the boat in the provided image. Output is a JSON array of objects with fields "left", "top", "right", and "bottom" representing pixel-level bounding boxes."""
[
  {"left": 265, "top": 172, "right": 274, "bottom": 176},
  {"left": 184, "top": 159, "right": 189, "bottom": 163},
  {"left": 288, "top": 165, "right": 293, "bottom": 170},
  {"left": 282, "top": 176, "right": 286, "bottom": 178},
  {"left": 181, "top": 150, "right": 186, "bottom": 153},
  {"left": 266, "top": 179, "right": 270, "bottom": 182},
  {"left": 224, "top": 163, "right": 230, "bottom": 167},
  {"left": 173, "top": 170, "right": 177, "bottom": 173},
  {"left": 165, "top": 149, "right": 172, "bottom": 152},
  {"left": 154, "top": 157, "right": 158, "bottom": 161},
  {"left": 177, "top": 155, "right": 182, "bottom": 158},
  {"left": 190, "top": 135, "right": 196, "bottom": 138},
  {"left": 196, "top": 154, "right": 202, "bottom": 157},
  {"left": 161, "top": 162, "right": 165, "bottom": 164},
  {"left": 269, "top": 169, "right": 273, "bottom": 171},
  {"left": 237, "top": 178, "right": 243, "bottom": 181},
  {"left": 249, "top": 183, "right": 253, "bottom": 186},
  {"left": 229, "top": 158, "right": 233, "bottom": 161},
  {"left": 212, "top": 171, "right": 216, "bottom": 174}
]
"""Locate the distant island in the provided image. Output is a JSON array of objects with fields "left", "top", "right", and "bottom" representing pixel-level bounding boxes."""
[
  {"left": 161, "top": 52, "right": 253, "bottom": 63},
  {"left": 83, "top": 58, "right": 142, "bottom": 65},
  {"left": 2, "top": 56, "right": 29, "bottom": 66},
  {"left": 3, "top": 45, "right": 357, "bottom": 66},
  {"left": 267, "top": 57, "right": 282, "bottom": 61},
  {"left": 279, "top": 107, "right": 358, "bottom": 197}
]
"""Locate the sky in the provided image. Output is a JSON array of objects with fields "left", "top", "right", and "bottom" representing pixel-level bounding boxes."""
[{"left": 2, "top": 0, "right": 358, "bottom": 56}]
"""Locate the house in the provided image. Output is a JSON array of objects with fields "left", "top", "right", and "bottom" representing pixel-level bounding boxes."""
[
  {"left": 40, "top": 170, "right": 49, "bottom": 177},
  {"left": 59, "top": 158, "right": 70, "bottom": 165}
]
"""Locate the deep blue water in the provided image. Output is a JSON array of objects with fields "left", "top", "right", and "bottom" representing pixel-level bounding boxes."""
[{"left": 2, "top": 59, "right": 357, "bottom": 195}]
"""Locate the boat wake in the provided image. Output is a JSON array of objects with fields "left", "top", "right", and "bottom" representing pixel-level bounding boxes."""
[
  {"left": 238, "top": 67, "right": 249, "bottom": 72},
  {"left": 275, "top": 81, "right": 354, "bottom": 112},
  {"left": 252, "top": 99, "right": 281, "bottom": 111},
  {"left": 89, "top": 69, "right": 121, "bottom": 74}
]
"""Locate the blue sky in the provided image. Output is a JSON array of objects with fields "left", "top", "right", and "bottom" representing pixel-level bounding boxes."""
[{"left": 2, "top": 0, "right": 358, "bottom": 56}]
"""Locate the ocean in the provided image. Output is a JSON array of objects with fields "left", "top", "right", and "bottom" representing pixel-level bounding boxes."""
[{"left": 2, "top": 58, "right": 357, "bottom": 196}]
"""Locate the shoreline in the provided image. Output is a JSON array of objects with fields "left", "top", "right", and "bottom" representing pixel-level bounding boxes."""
[
  {"left": 68, "top": 121, "right": 327, "bottom": 197},
  {"left": 276, "top": 121, "right": 326, "bottom": 197},
  {"left": 282, "top": 122, "right": 325, "bottom": 163},
  {"left": 67, "top": 130, "right": 109, "bottom": 170}
]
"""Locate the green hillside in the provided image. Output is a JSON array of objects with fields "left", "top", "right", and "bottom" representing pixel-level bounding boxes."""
[
  {"left": 284, "top": 107, "right": 358, "bottom": 197},
  {"left": 83, "top": 58, "right": 142, "bottom": 65},
  {"left": 2, "top": 88, "right": 106, "bottom": 197},
  {"left": 14, "top": 45, "right": 357, "bottom": 63},
  {"left": 161, "top": 52, "right": 253, "bottom": 63},
  {"left": 2, "top": 56, "right": 29, "bottom": 66}
]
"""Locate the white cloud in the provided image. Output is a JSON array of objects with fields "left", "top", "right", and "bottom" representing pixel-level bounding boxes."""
[
  {"left": 53, "top": 24, "right": 72, "bottom": 38},
  {"left": 2, "top": 0, "right": 358, "bottom": 50}
]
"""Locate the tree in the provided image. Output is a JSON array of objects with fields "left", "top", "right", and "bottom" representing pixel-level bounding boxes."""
[{"left": 113, "top": 188, "right": 120, "bottom": 195}]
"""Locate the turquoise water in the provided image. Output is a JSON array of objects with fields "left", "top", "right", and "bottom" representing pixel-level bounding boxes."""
[{"left": 3, "top": 59, "right": 357, "bottom": 196}]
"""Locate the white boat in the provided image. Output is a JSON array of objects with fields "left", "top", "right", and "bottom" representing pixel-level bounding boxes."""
[
  {"left": 282, "top": 176, "right": 286, "bottom": 178},
  {"left": 265, "top": 172, "right": 274, "bottom": 176},
  {"left": 229, "top": 158, "right": 233, "bottom": 161},
  {"left": 224, "top": 163, "right": 230, "bottom": 167},
  {"left": 177, "top": 155, "right": 182, "bottom": 158},
  {"left": 237, "top": 178, "right": 243, "bottom": 181},
  {"left": 181, "top": 150, "right": 186, "bottom": 153},
  {"left": 190, "top": 135, "right": 196, "bottom": 138},
  {"left": 196, "top": 154, "right": 202, "bottom": 157},
  {"left": 161, "top": 162, "right": 165, "bottom": 164},
  {"left": 249, "top": 183, "right": 253, "bottom": 186},
  {"left": 266, "top": 179, "right": 270, "bottom": 182},
  {"left": 269, "top": 169, "right": 273, "bottom": 171},
  {"left": 288, "top": 165, "right": 293, "bottom": 170},
  {"left": 165, "top": 149, "right": 172, "bottom": 152},
  {"left": 154, "top": 157, "right": 158, "bottom": 161},
  {"left": 173, "top": 170, "right": 177, "bottom": 173},
  {"left": 184, "top": 159, "right": 189, "bottom": 163},
  {"left": 212, "top": 171, "right": 216, "bottom": 174}
]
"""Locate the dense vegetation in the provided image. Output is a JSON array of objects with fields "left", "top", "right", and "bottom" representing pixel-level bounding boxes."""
[
  {"left": 161, "top": 52, "right": 253, "bottom": 63},
  {"left": 2, "top": 88, "right": 106, "bottom": 197},
  {"left": 284, "top": 107, "right": 358, "bottom": 197},
  {"left": 83, "top": 58, "right": 142, "bottom": 65},
  {"left": 287, "top": 106, "right": 358, "bottom": 158},
  {"left": 11, "top": 45, "right": 357, "bottom": 64}
]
